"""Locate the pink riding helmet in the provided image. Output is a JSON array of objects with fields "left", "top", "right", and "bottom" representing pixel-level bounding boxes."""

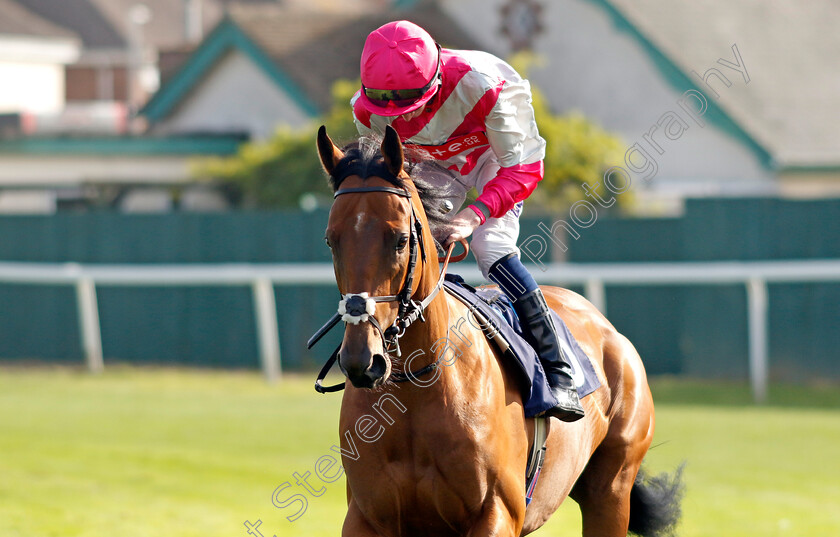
[{"left": 358, "top": 20, "right": 441, "bottom": 117}]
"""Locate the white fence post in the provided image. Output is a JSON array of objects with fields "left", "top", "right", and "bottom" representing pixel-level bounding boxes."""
[
  {"left": 252, "top": 277, "right": 281, "bottom": 383},
  {"left": 584, "top": 278, "right": 607, "bottom": 314},
  {"left": 75, "top": 277, "right": 104, "bottom": 373},
  {"left": 746, "top": 278, "right": 769, "bottom": 404}
]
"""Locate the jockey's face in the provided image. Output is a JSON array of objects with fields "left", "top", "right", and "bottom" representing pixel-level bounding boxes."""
[{"left": 400, "top": 107, "right": 425, "bottom": 122}]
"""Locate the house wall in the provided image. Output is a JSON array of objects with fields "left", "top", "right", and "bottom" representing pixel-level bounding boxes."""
[
  {"left": 0, "top": 61, "right": 66, "bottom": 115},
  {"left": 0, "top": 154, "right": 232, "bottom": 214},
  {"left": 0, "top": 154, "right": 194, "bottom": 186},
  {"left": 777, "top": 170, "right": 840, "bottom": 198},
  {"left": 439, "top": 0, "right": 774, "bottom": 197},
  {"left": 153, "top": 50, "right": 311, "bottom": 139},
  {"left": 0, "top": 36, "right": 79, "bottom": 114}
]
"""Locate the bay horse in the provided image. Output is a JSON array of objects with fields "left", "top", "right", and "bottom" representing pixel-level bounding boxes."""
[{"left": 315, "top": 125, "right": 682, "bottom": 537}]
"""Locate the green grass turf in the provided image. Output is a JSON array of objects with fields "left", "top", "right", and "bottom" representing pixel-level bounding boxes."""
[{"left": 0, "top": 366, "right": 838, "bottom": 537}]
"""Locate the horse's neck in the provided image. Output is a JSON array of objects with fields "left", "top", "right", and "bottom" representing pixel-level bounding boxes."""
[
  {"left": 401, "top": 203, "right": 495, "bottom": 393},
  {"left": 400, "top": 262, "right": 449, "bottom": 357},
  {"left": 399, "top": 287, "right": 496, "bottom": 398}
]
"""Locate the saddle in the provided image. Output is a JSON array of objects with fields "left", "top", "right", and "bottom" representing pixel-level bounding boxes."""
[{"left": 443, "top": 274, "right": 601, "bottom": 418}]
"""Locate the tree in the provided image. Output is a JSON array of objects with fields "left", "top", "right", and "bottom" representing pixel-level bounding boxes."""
[
  {"left": 194, "top": 80, "right": 358, "bottom": 209},
  {"left": 527, "top": 87, "right": 629, "bottom": 212}
]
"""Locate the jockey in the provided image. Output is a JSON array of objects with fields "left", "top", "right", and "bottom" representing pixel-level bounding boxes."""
[{"left": 352, "top": 20, "right": 584, "bottom": 422}]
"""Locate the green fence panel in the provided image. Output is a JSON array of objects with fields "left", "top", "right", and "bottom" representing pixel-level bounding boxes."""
[
  {"left": 558, "top": 216, "right": 687, "bottom": 375},
  {"left": 0, "top": 211, "right": 334, "bottom": 263},
  {"left": 0, "top": 211, "right": 335, "bottom": 368},
  {"left": 559, "top": 198, "right": 840, "bottom": 380},
  {"left": 0, "top": 285, "right": 81, "bottom": 362},
  {"left": 679, "top": 199, "right": 840, "bottom": 379},
  {"left": 0, "top": 199, "right": 838, "bottom": 379},
  {"left": 561, "top": 217, "right": 685, "bottom": 262},
  {"left": 682, "top": 198, "right": 840, "bottom": 260},
  {"left": 97, "top": 287, "right": 259, "bottom": 368},
  {"left": 601, "top": 286, "right": 688, "bottom": 375},
  {"left": 767, "top": 282, "right": 840, "bottom": 382},
  {"left": 678, "top": 286, "right": 750, "bottom": 379}
]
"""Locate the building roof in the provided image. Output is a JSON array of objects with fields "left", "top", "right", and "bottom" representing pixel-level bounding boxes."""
[
  {"left": 87, "top": 0, "right": 355, "bottom": 52},
  {"left": 608, "top": 0, "right": 840, "bottom": 169},
  {"left": 143, "top": 4, "right": 475, "bottom": 121},
  {"left": 224, "top": 4, "right": 356, "bottom": 112},
  {"left": 143, "top": 1, "right": 483, "bottom": 123},
  {"left": 0, "top": 0, "right": 78, "bottom": 40},
  {"left": 7, "top": 0, "right": 348, "bottom": 54},
  {"left": 13, "top": 0, "right": 125, "bottom": 49},
  {"left": 145, "top": 0, "right": 840, "bottom": 171},
  {"left": 87, "top": 0, "right": 226, "bottom": 51},
  {"left": 141, "top": 14, "right": 321, "bottom": 122},
  {"left": 229, "top": 1, "right": 481, "bottom": 111}
]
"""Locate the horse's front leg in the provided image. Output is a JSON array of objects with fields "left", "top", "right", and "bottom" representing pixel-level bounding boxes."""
[{"left": 466, "top": 495, "right": 525, "bottom": 537}]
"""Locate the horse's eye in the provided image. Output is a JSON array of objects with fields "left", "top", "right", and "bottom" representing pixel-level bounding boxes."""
[
  {"left": 396, "top": 235, "right": 409, "bottom": 251},
  {"left": 324, "top": 237, "right": 331, "bottom": 249}
]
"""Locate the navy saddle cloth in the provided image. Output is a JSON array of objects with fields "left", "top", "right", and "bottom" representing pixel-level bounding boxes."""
[{"left": 443, "top": 274, "right": 601, "bottom": 418}]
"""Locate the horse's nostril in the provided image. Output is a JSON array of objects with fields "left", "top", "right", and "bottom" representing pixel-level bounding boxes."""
[
  {"left": 369, "top": 354, "right": 388, "bottom": 380},
  {"left": 342, "top": 350, "right": 389, "bottom": 389}
]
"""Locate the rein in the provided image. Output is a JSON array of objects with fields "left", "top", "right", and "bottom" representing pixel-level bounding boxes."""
[{"left": 308, "top": 184, "right": 464, "bottom": 393}]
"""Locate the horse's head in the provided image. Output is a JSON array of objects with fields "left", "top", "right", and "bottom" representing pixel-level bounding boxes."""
[{"left": 317, "top": 125, "right": 430, "bottom": 389}]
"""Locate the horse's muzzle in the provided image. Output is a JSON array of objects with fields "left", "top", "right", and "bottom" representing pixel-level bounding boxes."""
[{"left": 340, "top": 349, "right": 390, "bottom": 389}]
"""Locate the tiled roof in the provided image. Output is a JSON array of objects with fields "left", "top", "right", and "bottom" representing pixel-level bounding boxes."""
[
  {"left": 609, "top": 0, "right": 840, "bottom": 167},
  {"left": 0, "top": 0, "right": 78, "bottom": 40},
  {"left": 228, "top": 1, "right": 483, "bottom": 111},
  {"left": 87, "top": 0, "right": 226, "bottom": 50},
  {"left": 14, "top": 0, "right": 124, "bottom": 48},
  {"left": 88, "top": 1, "right": 342, "bottom": 52}
]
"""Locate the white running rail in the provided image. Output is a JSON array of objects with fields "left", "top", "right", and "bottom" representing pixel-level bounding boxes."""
[{"left": 1, "top": 259, "right": 839, "bottom": 400}]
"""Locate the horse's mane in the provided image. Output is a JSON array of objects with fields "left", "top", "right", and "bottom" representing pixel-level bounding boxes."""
[
  {"left": 330, "top": 135, "right": 462, "bottom": 242},
  {"left": 329, "top": 135, "right": 403, "bottom": 191}
]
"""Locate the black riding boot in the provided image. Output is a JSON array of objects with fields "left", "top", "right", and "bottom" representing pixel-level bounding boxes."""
[{"left": 513, "top": 288, "right": 585, "bottom": 422}]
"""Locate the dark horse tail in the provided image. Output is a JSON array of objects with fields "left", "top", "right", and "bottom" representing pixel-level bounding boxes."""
[{"left": 628, "top": 464, "right": 685, "bottom": 537}]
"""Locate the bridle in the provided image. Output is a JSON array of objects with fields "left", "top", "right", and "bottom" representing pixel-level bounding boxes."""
[
  {"left": 308, "top": 183, "right": 463, "bottom": 393},
  {"left": 332, "top": 185, "right": 428, "bottom": 356}
]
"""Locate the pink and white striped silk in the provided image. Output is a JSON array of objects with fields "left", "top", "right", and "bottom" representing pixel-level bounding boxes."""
[{"left": 352, "top": 49, "right": 547, "bottom": 219}]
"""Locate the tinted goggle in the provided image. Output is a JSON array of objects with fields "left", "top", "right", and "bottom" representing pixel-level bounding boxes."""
[{"left": 363, "top": 45, "right": 441, "bottom": 108}]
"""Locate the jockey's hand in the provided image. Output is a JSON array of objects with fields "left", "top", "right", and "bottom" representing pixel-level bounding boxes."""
[{"left": 442, "top": 208, "right": 481, "bottom": 249}]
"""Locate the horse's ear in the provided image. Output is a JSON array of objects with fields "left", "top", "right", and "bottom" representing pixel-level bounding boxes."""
[
  {"left": 317, "top": 125, "right": 344, "bottom": 176},
  {"left": 381, "top": 125, "right": 404, "bottom": 177}
]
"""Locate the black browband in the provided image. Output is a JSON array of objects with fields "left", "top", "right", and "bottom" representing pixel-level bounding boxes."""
[{"left": 334, "top": 186, "right": 410, "bottom": 198}]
